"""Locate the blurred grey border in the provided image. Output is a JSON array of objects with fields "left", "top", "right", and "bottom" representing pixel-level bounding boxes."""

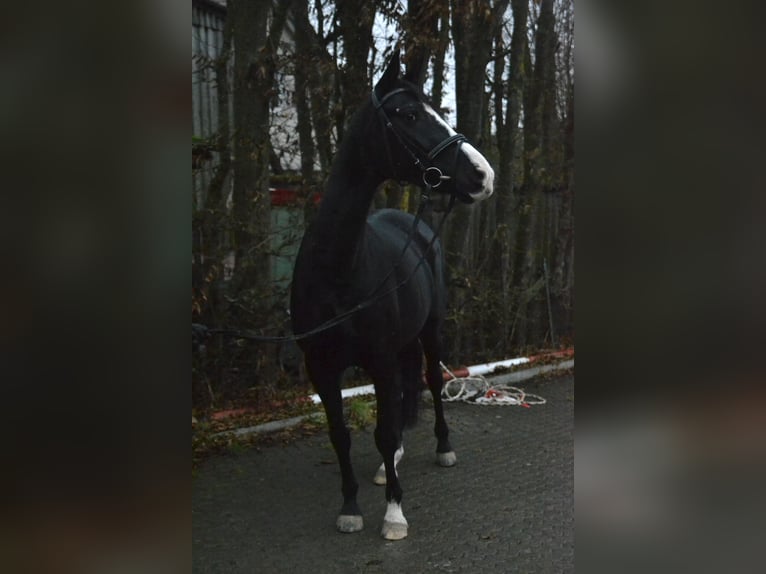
[
  {"left": 578, "top": 1, "right": 765, "bottom": 573},
  {"left": 1, "top": 0, "right": 189, "bottom": 572},
  {"left": 1, "top": 0, "right": 764, "bottom": 572}
]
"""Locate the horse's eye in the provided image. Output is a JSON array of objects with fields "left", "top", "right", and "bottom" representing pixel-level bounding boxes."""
[{"left": 396, "top": 107, "right": 418, "bottom": 122}]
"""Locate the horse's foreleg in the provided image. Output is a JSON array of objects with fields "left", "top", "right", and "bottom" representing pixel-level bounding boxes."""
[
  {"left": 372, "top": 370, "right": 408, "bottom": 540},
  {"left": 311, "top": 364, "right": 363, "bottom": 533},
  {"left": 374, "top": 341, "right": 420, "bottom": 486}
]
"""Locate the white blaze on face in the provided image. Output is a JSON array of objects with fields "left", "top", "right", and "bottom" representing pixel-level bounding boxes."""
[
  {"left": 422, "top": 102, "right": 458, "bottom": 137},
  {"left": 423, "top": 103, "right": 495, "bottom": 200}
]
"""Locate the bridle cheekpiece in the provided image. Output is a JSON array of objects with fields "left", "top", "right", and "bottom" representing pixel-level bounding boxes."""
[{"left": 371, "top": 87, "right": 467, "bottom": 191}]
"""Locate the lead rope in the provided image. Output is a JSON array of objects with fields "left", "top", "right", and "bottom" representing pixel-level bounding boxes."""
[
  {"left": 204, "top": 183, "right": 456, "bottom": 344},
  {"left": 202, "top": 89, "right": 462, "bottom": 344},
  {"left": 362, "top": 180, "right": 455, "bottom": 301},
  {"left": 440, "top": 362, "right": 546, "bottom": 407}
]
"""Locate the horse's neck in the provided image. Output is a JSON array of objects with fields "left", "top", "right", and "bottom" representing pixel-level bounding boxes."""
[{"left": 312, "top": 135, "right": 382, "bottom": 274}]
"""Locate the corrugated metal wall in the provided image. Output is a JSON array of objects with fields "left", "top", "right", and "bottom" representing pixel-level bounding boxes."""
[
  {"left": 192, "top": 1, "right": 303, "bottom": 307},
  {"left": 192, "top": 2, "right": 230, "bottom": 208}
]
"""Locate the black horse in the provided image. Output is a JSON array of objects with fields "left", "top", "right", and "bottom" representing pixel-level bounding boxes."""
[{"left": 290, "top": 50, "right": 494, "bottom": 540}]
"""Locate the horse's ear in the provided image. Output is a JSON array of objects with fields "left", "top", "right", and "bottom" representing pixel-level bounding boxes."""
[{"left": 375, "top": 48, "right": 401, "bottom": 94}]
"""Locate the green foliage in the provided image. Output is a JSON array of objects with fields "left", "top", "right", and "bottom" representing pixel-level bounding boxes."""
[{"left": 346, "top": 398, "right": 376, "bottom": 430}]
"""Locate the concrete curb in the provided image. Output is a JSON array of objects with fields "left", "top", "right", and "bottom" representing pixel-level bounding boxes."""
[
  {"left": 483, "top": 359, "right": 574, "bottom": 385},
  {"left": 210, "top": 359, "right": 573, "bottom": 440},
  {"left": 210, "top": 412, "right": 326, "bottom": 439}
]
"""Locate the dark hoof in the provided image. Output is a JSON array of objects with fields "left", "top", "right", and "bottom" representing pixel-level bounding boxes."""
[
  {"left": 336, "top": 514, "right": 364, "bottom": 533},
  {"left": 437, "top": 451, "right": 457, "bottom": 467}
]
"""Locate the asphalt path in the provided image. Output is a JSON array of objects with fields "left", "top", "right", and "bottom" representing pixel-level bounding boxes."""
[{"left": 193, "top": 373, "right": 573, "bottom": 573}]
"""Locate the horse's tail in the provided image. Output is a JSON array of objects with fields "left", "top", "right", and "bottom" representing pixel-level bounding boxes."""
[{"left": 402, "top": 381, "right": 420, "bottom": 429}]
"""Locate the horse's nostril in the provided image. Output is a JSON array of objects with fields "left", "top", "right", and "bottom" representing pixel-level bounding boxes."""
[{"left": 469, "top": 167, "right": 485, "bottom": 186}]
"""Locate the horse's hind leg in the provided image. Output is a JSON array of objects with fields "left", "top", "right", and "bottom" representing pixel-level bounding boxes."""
[
  {"left": 307, "top": 360, "right": 363, "bottom": 533},
  {"left": 421, "top": 321, "right": 456, "bottom": 467},
  {"left": 372, "top": 442, "right": 403, "bottom": 486}
]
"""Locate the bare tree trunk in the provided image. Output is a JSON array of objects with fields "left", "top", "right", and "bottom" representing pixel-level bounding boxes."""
[
  {"left": 551, "top": 80, "right": 574, "bottom": 340},
  {"left": 228, "top": 0, "right": 291, "bottom": 313},
  {"left": 404, "top": 0, "right": 441, "bottom": 86},
  {"left": 293, "top": 1, "right": 335, "bottom": 177},
  {"left": 512, "top": 0, "right": 558, "bottom": 347},
  {"left": 430, "top": 6, "right": 451, "bottom": 111},
  {"left": 445, "top": 0, "right": 508, "bottom": 362},
  {"left": 336, "top": 0, "right": 376, "bottom": 138},
  {"left": 491, "top": 0, "right": 527, "bottom": 350},
  {"left": 293, "top": 0, "right": 315, "bottom": 184}
]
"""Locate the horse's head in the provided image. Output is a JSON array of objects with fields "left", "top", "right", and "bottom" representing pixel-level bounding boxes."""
[{"left": 369, "top": 50, "right": 494, "bottom": 204}]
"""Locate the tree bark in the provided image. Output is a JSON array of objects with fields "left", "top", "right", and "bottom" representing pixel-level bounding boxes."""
[
  {"left": 293, "top": 1, "right": 335, "bottom": 177},
  {"left": 445, "top": 0, "right": 508, "bottom": 361},
  {"left": 512, "top": 0, "right": 558, "bottom": 346},
  {"left": 336, "top": 0, "right": 376, "bottom": 139},
  {"left": 551, "top": 79, "right": 574, "bottom": 340},
  {"left": 228, "top": 0, "right": 292, "bottom": 315},
  {"left": 430, "top": 6, "right": 451, "bottom": 111},
  {"left": 491, "top": 0, "right": 527, "bottom": 350},
  {"left": 293, "top": 0, "right": 316, "bottom": 184},
  {"left": 404, "top": 0, "right": 442, "bottom": 86}
]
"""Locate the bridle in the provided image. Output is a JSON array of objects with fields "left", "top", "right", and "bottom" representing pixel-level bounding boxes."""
[{"left": 371, "top": 87, "right": 467, "bottom": 190}]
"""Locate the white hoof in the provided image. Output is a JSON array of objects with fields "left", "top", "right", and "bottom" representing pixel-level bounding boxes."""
[
  {"left": 381, "top": 501, "right": 408, "bottom": 540},
  {"left": 373, "top": 464, "right": 387, "bottom": 485},
  {"left": 437, "top": 451, "right": 457, "bottom": 467},
  {"left": 336, "top": 514, "right": 363, "bottom": 533},
  {"left": 381, "top": 521, "right": 408, "bottom": 540}
]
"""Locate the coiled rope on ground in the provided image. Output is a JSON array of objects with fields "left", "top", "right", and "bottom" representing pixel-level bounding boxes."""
[{"left": 440, "top": 362, "right": 546, "bottom": 407}]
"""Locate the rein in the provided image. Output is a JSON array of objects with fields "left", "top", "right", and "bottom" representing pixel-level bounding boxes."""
[
  {"left": 202, "top": 89, "right": 461, "bottom": 344},
  {"left": 205, "top": 187, "right": 455, "bottom": 344}
]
